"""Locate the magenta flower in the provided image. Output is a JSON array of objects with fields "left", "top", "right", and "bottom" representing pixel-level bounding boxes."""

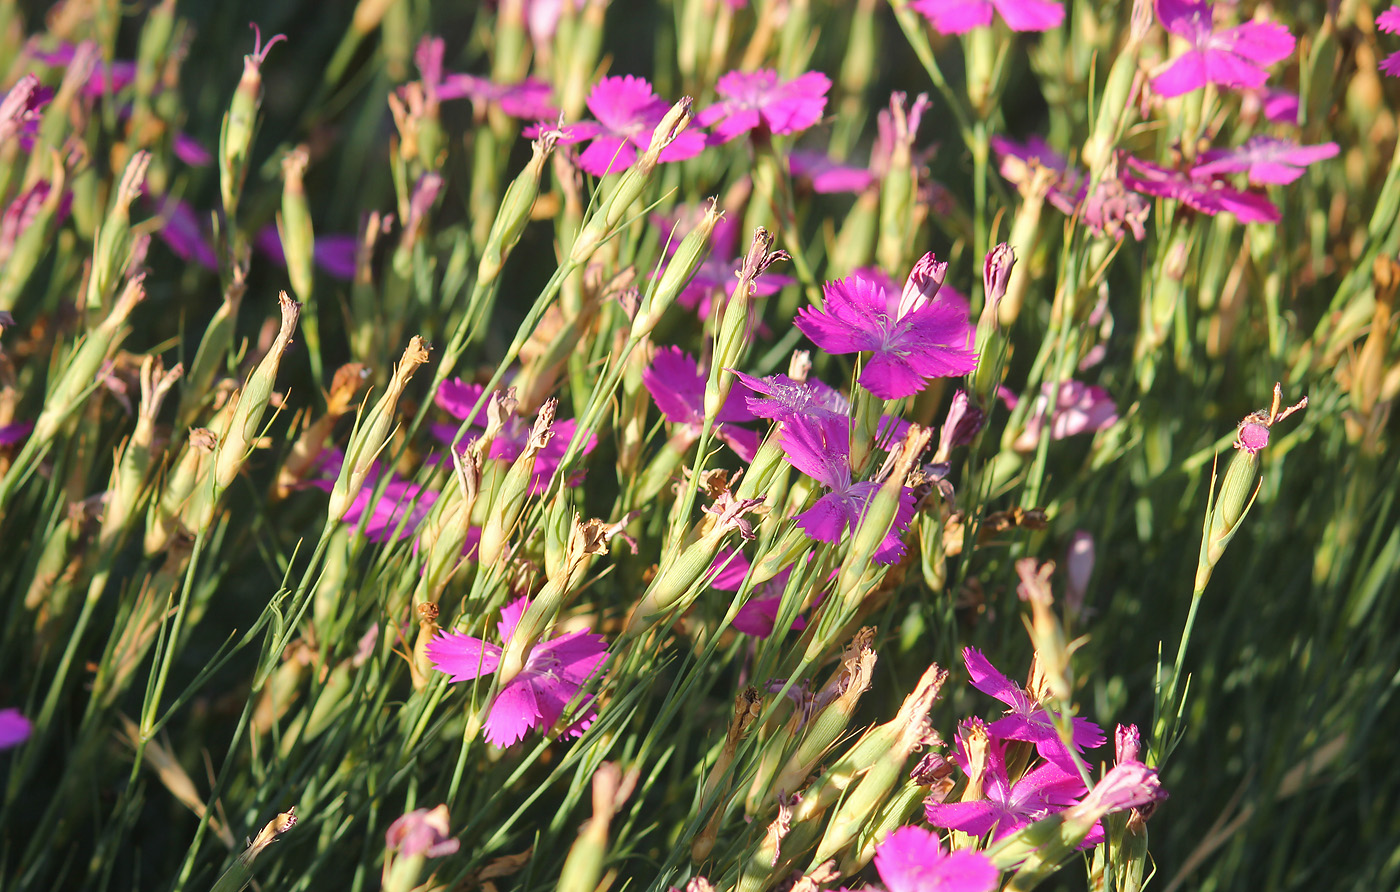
[
  {"left": 795, "top": 257, "right": 978, "bottom": 400},
  {"left": 2, "top": 182, "right": 68, "bottom": 266},
  {"left": 641, "top": 347, "right": 760, "bottom": 460},
  {"left": 427, "top": 597, "right": 609, "bottom": 747},
  {"left": 910, "top": 0, "right": 1064, "bottom": 34},
  {"left": 311, "top": 450, "right": 439, "bottom": 543},
  {"left": 439, "top": 74, "right": 558, "bottom": 120},
  {"left": 254, "top": 225, "right": 359, "bottom": 280},
  {"left": 552, "top": 75, "right": 706, "bottom": 176},
  {"left": 925, "top": 724, "right": 1087, "bottom": 840},
  {"left": 732, "top": 371, "right": 847, "bottom": 425},
  {"left": 152, "top": 196, "right": 218, "bottom": 271},
  {"left": 873, "top": 825, "right": 999, "bottom": 892},
  {"left": 385, "top": 805, "right": 460, "bottom": 859},
  {"left": 1150, "top": 0, "right": 1295, "bottom": 97},
  {"left": 0, "top": 75, "right": 51, "bottom": 147},
  {"left": 0, "top": 422, "right": 33, "bottom": 448},
  {"left": 1192, "top": 137, "right": 1339, "bottom": 185},
  {"left": 778, "top": 415, "right": 916, "bottom": 564},
  {"left": 1242, "top": 87, "right": 1299, "bottom": 124},
  {"left": 708, "top": 547, "right": 804, "bottom": 638},
  {"left": 431, "top": 380, "right": 596, "bottom": 492},
  {"left": 788, "top": 149, "right": 877, "bottom": 194},
  {"left": 28, "top": 41, "right": 137, "bottom": 97},
  {"left": 1002, "top": 379, "right": 1119, "bottom": 451},
  {"left": 1121, "top": 156, "right": 1279, "bottom": 223},
  {"left": 0, "top": 708, "right": 33, "bottom": 749},
  {"left": 659, "top": 214, "right": 792, "bottom": 320},
  {"left": 696, "top": 69, "right": 830, "bottom": 142},
  {"left": 732, "top": 370, "right": 911, "bottom": 447},
  {"left": 1381, "top": 7, "right": 1400, "bottom": 76},
  {"left": 962, "top": 647, "right": 1105, "bottom": 766}
]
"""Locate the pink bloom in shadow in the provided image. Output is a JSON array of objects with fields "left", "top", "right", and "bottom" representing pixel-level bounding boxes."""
[{"left": 642, "top": 347, "right": 760, "bottom": 460}]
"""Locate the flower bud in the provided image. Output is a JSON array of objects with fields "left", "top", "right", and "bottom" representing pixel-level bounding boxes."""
[
  {"left": 221, "top": 25, "right": 285, "bottom": 221},
  {"left": 556, "top": 764, "right": 638, "bottom": 892},
  {"left": 634, "top": 198, "right": 721, "bottom": 339},
  {"left": 328, "top": 337, "right": 431, "bottom": 523},
  {"left": 382, "top": 805, "right": 458, "bottom": 892},
  {"left": 213, "top": 293, "right": 300, "bottom": 493},
  {"left": 477, "top": 398, "right": 557, "bottom": 567},
  {"left": 898, "top": 251, "right": 947, "bottom": 317},
  {"left": 571, "top": 97, "right": 694, "bottom": 265},
  {"left": 278, "top": 147, "right": 315, "bottom": 302},
  {"left": 33, "top": 275, "right": 147, "bottom": 445},
  {"left": 86, "top": 151, "right": 150, "bottom": 312},
  {"left": 479, "top": 130, "right": 559, "bottom": 286}
]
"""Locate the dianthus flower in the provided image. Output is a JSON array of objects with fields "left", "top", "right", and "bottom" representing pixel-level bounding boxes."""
[
  {"left": 778, "top": 415, "right": 916, "bottom": 563},
  {"left": 794, "top": 254, "right": 978, "bottom": 400},
  {"left": 962, "top": 647, "right": 1106, "bottom": 766},
  {"left": 910, "top": 0, "right": 1064, "bottom": 33},
  {"left": 438, "top": 74, "right": 558, "bottom": 120},
  {"left": 254, "top": 225, "right": 359, "bottom": 281},
  {"left": 1121, "top": 155, "right": 1279, "bottom": 223},
  {"left": 152, "top": 196, "right": 218, "bottom": 270},
  {"left": 696, "top": 69, "right": 830, "bottom": 142},
  {"left": 1001, "top": 379, "right": 1119, "bottom": 451},
  {"left": 872, "top": 825, "right": 999, "bottom": 892},
  {"left": 0, "top": 708, "right": 32, "bottom": 749},
  {"left": 642, "top": 347, "right": 760, "bottom": 460},
  {"left": 1191, "top": 136, "right": 1339, "bottom": 185},
  {"left": 552, "top": 75, "right": 706, "bottom": 176},
  {"left": 431, "top": 380, "right": 596, "bottom": 493},
  {"left": 707, "top": 547, "right": 804, "bottom": 638},
  {"left": 427, "top": 597, "right": 608, "bottom": 747},
  {"left": 28, "top": 40, "right": 137, "bottom": 97},
  {"left": 1382, "top": 7, "right": 1400, "bottom": 76},
  {"left": 658, "top": 213, "right": 792, "bottom": 320},
  {"left": 1151, "top": 0, "right": 1295, "bottom": 97},
  {"left": 924, "top": 719, "right": 1088, "bottom": 840},
  {"left": 787, "top": 149, "right": 877, "bottom": 193}
]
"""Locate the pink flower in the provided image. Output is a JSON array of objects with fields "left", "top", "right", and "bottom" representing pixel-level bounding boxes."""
[
  {"left": 427, "top": 597, "right": 609, "bottom": 747},
  {"left": 0, "top": 708, "right": 32, "bottom": 749},
  {"left": 0, "top": 74, "right": 51, "bottom": 147},
  {"left": 28, "top": 41, "right": 138, "bottom": 97},
  {"left": 1192, "top": 136, "right": 1339, "bottom": 185},
  {"left": 1381, "top": 7, "right": 1400, "bottom": 76},
  {"left": 910, "top": 0, "right": 1064, "bottom": 34},
  {"left": 0, "top": 422, "right": 33, "bottom": 448},
  {"left": 788, "top": 149, "right": 877, "bottom": 193},
  {"left": 384, "top": 805, "right": 459, "bottom": 859},
  {"left": 777, "top": 415, "right": 916, "bottom": 564},
  {"left": 962, "top": 647, "right": 1106, "bottom": 766},
  {"left": 642, "top": 347, "right": 760, "bottom": 461},
  {"left": 1150, "top": 0, "right": 1295, "bottom": 97},
  {"left": 696, "top": 69, "right": 830, "bottom": 142},
  {"left": 1002, "top": 380, "right": 1118, "bottom": 452},
  {"left": 795, "top": 256, "right": 978, "bottom": 400},
  {"left": 430, "top": 380, "right": 596, "bottom": 493},
  {"left": 438, "top": 74, "right": 558, "bottom": 120},
  {"left": 152, "top": 196, "right": 218, "bottom": 271},
  {"left": 1121, "top": 156, "right": 1279, "bottom": 223},
  {"left": 925, "top": 724, "right": 1087, "bottom": 840},
  {"left": 707, "top": 547, "right": 805, "bottom": 638},
  {"left": 873, "top": 825, "right": 999, "bottom": 892},
  {"left": 2, "top": 182, "right": 69, "bottom": 265},
  {"left": 312, "top": 450, "right": 439, "bottom": 543},
  {"left": 254, "top": 225, "right": 359, "bottom": 280},
  {"left": 659, "top": 214, "right": 792, "bottom": 320},
  {"left": 551, "top": 75, "right": 706, "bottom": 176}
]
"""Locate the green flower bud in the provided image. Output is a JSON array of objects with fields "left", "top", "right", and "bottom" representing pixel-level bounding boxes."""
[
  {"left": 279, "top": 147, "right": 315, "bottom": 302},
  {"left": 220, "top": 25, "right": 285, "bottom": 221},
  {"left": 328, "top": 336, "right": 431, "bottom": 523}
]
